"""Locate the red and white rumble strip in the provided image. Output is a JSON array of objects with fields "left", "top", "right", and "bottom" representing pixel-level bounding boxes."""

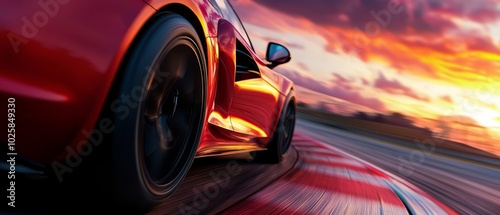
[{"left": 222, "top": 134, "right": 457, "bottom": 215}]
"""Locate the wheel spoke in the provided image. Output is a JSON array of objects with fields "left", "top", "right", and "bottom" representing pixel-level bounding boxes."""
[
  {"left": 143, "top": 121, "right": 170, "bottom": 180},
  {"left": 140, "top": 41, "right": 203, "bottom": 185},
  {"left": 144, "top": 121, "right": 160, "bottom": 157},
  {"left": 153, "top": 115, "right": 173, "bottom": 148}
]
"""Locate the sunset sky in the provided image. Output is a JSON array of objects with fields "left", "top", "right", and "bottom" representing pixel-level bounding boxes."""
[{"left": 230, "top": 0, "right": 500, "bottom": 148}]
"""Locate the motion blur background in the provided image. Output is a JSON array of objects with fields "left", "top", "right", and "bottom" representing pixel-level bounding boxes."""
[{"left": 230, "top": 0, "right": 500, "bottom": 157}]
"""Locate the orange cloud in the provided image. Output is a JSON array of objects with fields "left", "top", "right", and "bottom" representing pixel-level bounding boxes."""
[
  {"left": 230, "top": 0, "right": 500, "bottom": 133},
  {"left": 440, "top": 95, "right": 453, "bottom": 103},
  {"left": 231, "top": 0, "right": 500, "bottom": 85}
]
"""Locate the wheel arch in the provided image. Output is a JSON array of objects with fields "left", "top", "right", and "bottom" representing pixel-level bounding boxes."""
[
  {"left": 155, "top": 3, "right": 209, "bottom": 62},
  {"left": 101, "top": 2, "right": 213, "bottom": 117},
  {"left": 56, "top": 3, "right": 213, "bottom": 160}
]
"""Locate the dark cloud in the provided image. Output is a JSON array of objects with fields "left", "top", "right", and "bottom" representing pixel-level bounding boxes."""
[
  {"left": 232, "top": 0, "right": 500, "bottom": 74},
  {"left": 249, "top": 0, "right": 499, "bottom": 35},
  {"left": 276, "top": 68, "right": 332, "bottom": 94},
  {"left": 426, "top": 0, "right": 500, "bottom": 23},
  {"left": 333, "top": 73, "right": 349, "bottom": 83},
  {"left": 465, "top": 34, "right": 500, "bottom": 54},
  {"left": 469, "top": 7, "right": 500, "bottom": 22},
  {"left": 251, "top": 0, "right": 454, "bottom": 35},
  {"left": 374, "top": 73, "right": 429, "bottom": 101},
  {"left": 277, "top": 68, "right": 386, "bottom": 111},
  {"left": 361, "top": 78, "right": 371, "bottom": 85},
  {"left": 330, "top": 85, "right": 387, "bottom": 112},
  {"left": 331, "top": 73, "right": 361, "bottom": 91}
]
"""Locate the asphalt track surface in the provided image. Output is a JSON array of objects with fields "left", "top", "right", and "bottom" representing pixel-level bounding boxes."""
[
  {"left": 4, "top": 116, "right": 499, "bottom": 214},
  {"left": 293, "top": 116, "right": 500, "bottom": 215},
  {"left": 222, "top": 134, "right": 453, "bottom": 215}
]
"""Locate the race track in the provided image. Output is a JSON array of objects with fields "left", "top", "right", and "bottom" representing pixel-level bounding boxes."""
[
  {"left": 4, "top": 116, "right": 499, "bottom": 214},
  {"left": 292, "top": 116, "right": 500, "bottom": 214}
]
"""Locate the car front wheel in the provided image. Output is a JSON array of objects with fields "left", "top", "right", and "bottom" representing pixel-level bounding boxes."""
[{"left": 110, "top": 13, "right": 206, "bottom": 210}]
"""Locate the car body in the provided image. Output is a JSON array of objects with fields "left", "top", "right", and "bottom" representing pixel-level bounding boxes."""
[{"left": 0, "top": 0, "right": 296, "bottom": 209}]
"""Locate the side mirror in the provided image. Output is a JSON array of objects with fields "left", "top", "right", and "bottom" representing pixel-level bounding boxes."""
[{"left": 266, "top": 42, "right": 291, "bottom": 69}]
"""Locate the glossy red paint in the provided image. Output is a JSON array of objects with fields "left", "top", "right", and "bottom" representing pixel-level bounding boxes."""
[
  {"left": 210, "top": 19, "right": 235, "bottom": 130},
  {"left": 0, "top": 0, "right": 156, "bottom": 163},
  {"left": 0, "top": 0, "right": 294, "bottom": 164}
]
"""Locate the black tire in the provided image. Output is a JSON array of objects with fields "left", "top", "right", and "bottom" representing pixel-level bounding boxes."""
[
  {"left": 255, "top": 93, "right": 296, "bottom": 163},
  {"left": 111, "top": 13, "right": 206, "bottom": 210}
]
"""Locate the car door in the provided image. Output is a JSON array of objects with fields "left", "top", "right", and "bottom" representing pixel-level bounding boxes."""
[
  {"left": 230, "top": 43, "right": 280, "bottom": 142},
  {"left": 216, "top": 0, "right": 281, "bottom": 142}
]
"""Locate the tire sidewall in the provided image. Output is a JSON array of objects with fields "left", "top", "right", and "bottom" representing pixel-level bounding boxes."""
[
  {"left": 112, "top": 13, "right": 207, "bottom": 208},
  {"left": 276, "top": 91, "right": 296, "bottom": 159}
]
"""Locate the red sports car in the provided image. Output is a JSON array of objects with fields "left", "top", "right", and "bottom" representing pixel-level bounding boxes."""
[{"left": 0, "top": 0, "right": 296, "bottom": 209}]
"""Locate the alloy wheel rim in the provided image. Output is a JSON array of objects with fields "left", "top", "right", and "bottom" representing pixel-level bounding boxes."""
[
  {"left": 281, "top": 105, "right": 295, "bottom": 154},
  {"left": 140, "top": 37, "right": 203, "bottom": 190}
]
